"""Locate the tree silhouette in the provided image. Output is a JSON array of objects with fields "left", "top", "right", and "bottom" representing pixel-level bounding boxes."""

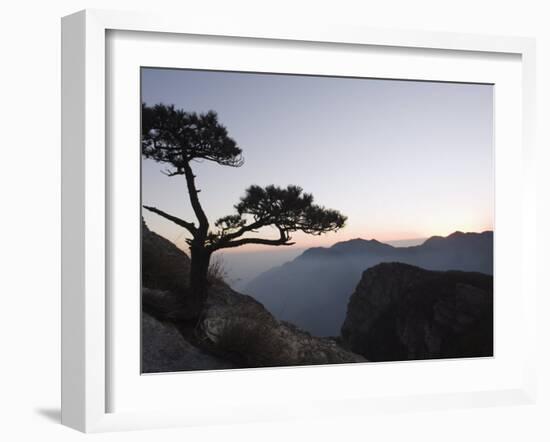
[{"left": 142, "top": 103, "right": 347, "bottom": 320}]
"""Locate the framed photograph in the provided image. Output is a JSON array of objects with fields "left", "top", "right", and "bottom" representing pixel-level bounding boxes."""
[{"left": 61, "top": 9, "right": 537, "bottom": 432}]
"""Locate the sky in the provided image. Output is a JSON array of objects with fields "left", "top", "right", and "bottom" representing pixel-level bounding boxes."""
[{"left": 141, "top": 68, "right": 494, "bottom": 264}]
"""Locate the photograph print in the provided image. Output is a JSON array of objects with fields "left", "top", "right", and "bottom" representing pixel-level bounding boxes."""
[{"left": 141, "top": 68, "right": 494, "bottom": 373}]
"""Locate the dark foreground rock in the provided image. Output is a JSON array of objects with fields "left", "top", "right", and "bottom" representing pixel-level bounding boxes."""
[
  {"left": 341, "top": 262, "right": 493, "bottom": 362},
  {"left": 142, "top": 311, "right": 236, "bottom": 373},
  {"left": 141, "top": 219, "right": 365, "bottom": 372},
  {"left": 142, "top": 218, "right": 190, "bottom": 295},
  {"left": 142, "top": 286, "right": 365, "bottom": 370}
]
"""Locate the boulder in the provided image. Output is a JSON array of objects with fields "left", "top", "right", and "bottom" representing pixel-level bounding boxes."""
[{"left": 142, "top": 311, "right": 235, "bottom": 373}]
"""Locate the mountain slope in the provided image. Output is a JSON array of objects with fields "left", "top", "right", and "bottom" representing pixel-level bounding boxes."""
[
  {"left": 141, "top": 219, "right": 365, "bottom": 372},
  {"left": 245, "top": 231, "right": 493, "bottom": 336}
]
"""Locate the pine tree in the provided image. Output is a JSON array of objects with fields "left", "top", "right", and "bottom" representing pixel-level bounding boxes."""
[{"left": 142, "top": 103, "right": 346, "bottom": 320}]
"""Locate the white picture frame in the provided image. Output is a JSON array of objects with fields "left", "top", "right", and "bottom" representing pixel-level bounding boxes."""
[{"left": 61, "top": 9, "right": 537, "bottom": 433}]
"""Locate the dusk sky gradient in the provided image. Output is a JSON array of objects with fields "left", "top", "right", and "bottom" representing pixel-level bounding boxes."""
[{"left": 141, "top": 68, "right": 494, "bottom": 258}]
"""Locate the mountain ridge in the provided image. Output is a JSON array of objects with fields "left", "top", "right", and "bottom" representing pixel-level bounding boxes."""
[
  {"left": 300, "top": 230, "right": 493, "bottom": 256},
  {"left": 245, "top": 230, "right": 493, "bottom": 336}
]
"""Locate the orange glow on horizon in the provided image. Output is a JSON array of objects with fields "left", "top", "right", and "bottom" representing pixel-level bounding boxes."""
[{"left": 217, "top": 223, "right": 494, "bottom": 254}]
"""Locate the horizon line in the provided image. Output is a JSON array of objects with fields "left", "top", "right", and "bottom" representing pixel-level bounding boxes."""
[
  {"left": 216, "top": 228, "right": 494, "bottom": 254},
  {"left": 153, "top": 226, "right": 494, "bottom": 255}
]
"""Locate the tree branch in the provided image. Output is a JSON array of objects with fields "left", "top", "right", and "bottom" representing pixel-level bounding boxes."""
[
  {"left": 219, "top": 218, "right": 267, "bottom": 242},
  {"left": 213, "top": 237, "right": 295, "bottom": 250},
  {"left": 142, "top": 205, "right": 197, "bottom": 236},
  {"left": 211, "top": 227, "right": 294, "bottom": 251}
]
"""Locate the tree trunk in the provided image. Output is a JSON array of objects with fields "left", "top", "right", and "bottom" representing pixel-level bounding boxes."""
[{"left": 187, "top": 244, "right": 212, "bottom": 320}]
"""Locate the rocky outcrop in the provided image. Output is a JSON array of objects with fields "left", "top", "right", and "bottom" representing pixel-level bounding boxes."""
[
  {"left": 142, "top": 218, "right": 190, "bottom": 295},
  {"left": 341, "top": 262, "right": 493, "bottom": 361},
  {"left": 141, "top": 219, "right": 365, "bottom": 371},
  {"left": 142, "top": 311, "right": 235, "bottom": 373},
  {"left": 143, "top": 285, "right": 365, "bottom": 369},
  {"left": 203, "top": 283, "right": 365, "bottom": 366}
]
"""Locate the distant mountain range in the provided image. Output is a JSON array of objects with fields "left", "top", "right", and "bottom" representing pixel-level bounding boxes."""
[{"left": 245, "top": 231, "right": 493, "bottom": 336}]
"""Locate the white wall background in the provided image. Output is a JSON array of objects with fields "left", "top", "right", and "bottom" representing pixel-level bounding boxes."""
[{"left": 0, "top": 1, "right": 548, "bottom": 441}]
